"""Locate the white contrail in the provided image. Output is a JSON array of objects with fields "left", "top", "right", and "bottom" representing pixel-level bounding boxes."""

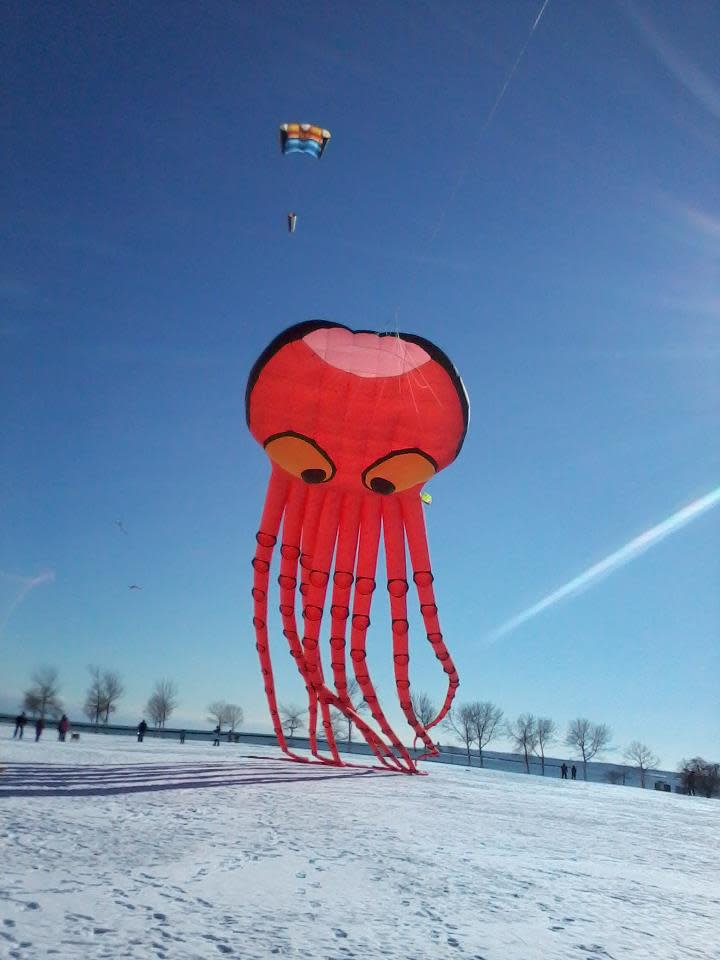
[
  {"left": 484, "top": 486, "right": 720, "bottom": 644},
  {"left": 0, "top": 569, "right": 55, "bottom": 637}
]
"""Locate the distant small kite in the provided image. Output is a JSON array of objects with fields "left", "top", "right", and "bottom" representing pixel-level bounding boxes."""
[
  {"left": 129, "top": 584, "right": 142, "bottom": 591},
  {"left": 115, "top": 520, "right": 128, "bottom": 535},
  {"left": 288, "top": 212, "right": 297, "bottom": 233}
]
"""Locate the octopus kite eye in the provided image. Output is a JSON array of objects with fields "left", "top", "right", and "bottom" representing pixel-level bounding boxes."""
[
  {"left": 362, "top": 449, "right": 437, "bottom": 495},
  {"left": 263, "top": 431, "right": 336, "bottom": 484}
]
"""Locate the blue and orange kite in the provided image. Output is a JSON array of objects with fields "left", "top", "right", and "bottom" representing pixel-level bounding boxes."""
[{"left": 279, "top": 123, "right": 331, "bottom": 159}]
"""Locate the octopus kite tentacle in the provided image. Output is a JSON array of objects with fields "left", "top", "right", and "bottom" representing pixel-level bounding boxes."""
[
  {"left": 328, "top": 496, "right": 402, "bottom": 771},
  {"left": 277, "top": 479, "right": 399, "bottom": 770},
  {"left": 252, "top": 470, "right": 309, "bottom": 764},
  {"left": 349, "top": 498, "right": 416, "bottom": 772},
  {"left": 382, "top": 495, "right": 438, "bottom": 758},
  {"left": 298, "top": 486, "right": 326, "bottom": 758},
  {"left": 401, "top": 493, "right": 460, "bottom": 730},
  {"left": 302, "top": 486, "right": 343, "bottom": 764}
]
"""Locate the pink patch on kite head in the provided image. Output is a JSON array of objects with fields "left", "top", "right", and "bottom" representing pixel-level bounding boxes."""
[{"left": 303, "top": 327, "right": 430, "bottom": 378}]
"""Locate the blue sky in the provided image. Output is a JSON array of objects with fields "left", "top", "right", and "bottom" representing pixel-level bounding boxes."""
[{"left": 2, "top": 0, "right": 718, "bottom": 769}]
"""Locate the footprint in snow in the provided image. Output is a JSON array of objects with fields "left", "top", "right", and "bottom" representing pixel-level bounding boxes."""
[
  {"left": 334, "top": 928, "right": 348, "bottom": 938},
  {"left": 447, "top": 937, "right": 460, "bottom": 948}
]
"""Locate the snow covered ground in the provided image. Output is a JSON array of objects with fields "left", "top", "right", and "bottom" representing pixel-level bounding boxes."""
[{"left": 1, "top": 732, "right": 717, "bottom": 960}]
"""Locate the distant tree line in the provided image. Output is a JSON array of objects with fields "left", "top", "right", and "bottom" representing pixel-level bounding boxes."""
[
  {"left": 433, "top": 694, "right": 702, "bottom": 790},
  {"left": 16, "top": 665, "right": 244, "bottom": 738},
  {"left": 442, "top": 698, "right": 636, "bottom": 781},
  {"left": 12, "top": 666, "right": 717, "bottom": 796}
]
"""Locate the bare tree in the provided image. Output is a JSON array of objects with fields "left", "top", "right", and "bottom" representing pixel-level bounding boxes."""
[
  {"left": 679, "top": 757, "right": 720, "bottom": 798},
  {"left": 23, "top": 666, "right": 63, "bottom": 720},
  {"left": 102, "top": 670, "right": 124, "bottom": 723},
  {"left": 507, "top": 713, "right": 538, "bottom": 773},
  {"left": 280, "top": 703, "right": 305, "bottom": 737},
  {"left": 146, "top": 679, "right": 178, "bottom": 729},
  {"left": 83, "top": 665, "right": 106, "bottom": 725},
  {"left": 341, "top": 678, "right": 370, "bottom": 744},
  {"left": 623, "top": 741, "right": 660, "bottom": 788},
  {"left": 533, "top": 716, "right": 557, "bottom": 775},
  {"left": 445, "top": 703, "right": 477, "bottom": 763},
  {"left": 606, "top": 769, "right": 626, "bottom": 786},
  {"left": 207, "top": 700, "right": 243, "bottom": 733},
  {"left": 207, "top": 700, "right": 228, "bottom": 727},
  {"left": 224, "top": 703, "right": 244, "bottom": 732},
  {"left": 410, "top": 691, "right": 436, "bottom": 728},
  {"left": 83, "top": 666, "right": 124, "bottom": 725},
  {"left": 469, "top": 701, "right": 504, "bottom": 767},
  {"left": 566, "top": 717, "right": 612, "bottom": 780}
]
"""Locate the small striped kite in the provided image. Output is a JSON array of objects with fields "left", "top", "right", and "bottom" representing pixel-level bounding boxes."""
[{"left": 279, "top": 123, "right": 331, "bottom": 159}]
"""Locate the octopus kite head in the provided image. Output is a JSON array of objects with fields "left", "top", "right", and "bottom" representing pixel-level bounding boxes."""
[
  {"left": 246, "top": 321, "right": 468, "bottom": 774},
  {"left": 246, "top": 321, "right": 469, "bottom": 495}
]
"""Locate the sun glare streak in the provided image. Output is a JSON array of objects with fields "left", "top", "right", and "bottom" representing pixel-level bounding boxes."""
[{"left": 484, "top": 487, "right": 720, "bottom": 644}]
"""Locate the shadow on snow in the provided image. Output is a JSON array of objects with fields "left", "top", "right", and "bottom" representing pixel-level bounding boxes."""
[{"left": 0, "top": 757, "right": 383, "bottom": 798}]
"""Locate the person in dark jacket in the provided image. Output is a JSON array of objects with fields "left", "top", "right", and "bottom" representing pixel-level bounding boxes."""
[
  {"left": 179, "top": 730, "right": 186, "bottom": 744},
  {"left": 34, "top": 717, "right": 45, "bottom": 742},
  {"left": 571, "top": 764, "right": 577, "bottom": 780},
  {"left": 58, "top": 715, "right": 69, "bottom": 741},
  {"left": 213, "top": 725, "right": 221, "bottom": 746},
  {"left": 13, "top": 712, "right": 27, "bottom": 739},
  {"left": 137, "top": 719, "right": 148, "bottom": 742},
  {"left": 560, "top": 762, "right": 568, "bottom": 779}
]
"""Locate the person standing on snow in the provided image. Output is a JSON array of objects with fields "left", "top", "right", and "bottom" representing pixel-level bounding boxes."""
[
  {"left": 571, "top": 764, "right": 577, "bottom": 780},
  {"left": 34, "top": 717, "right": 45, "bottom": 742},
  {"left": 212, "top": 724, "right": 221, "bottom": 746},
  {"left": 58, "top": 715, "right": 69, "bottom": 741},
  {"left": 137, "top": 719, "right": 148, "bottom": 742},
  {"left": 13, "top": 712, "right": 27, "bottom": 739},
  {"left": 560, "top": 762, "right": 568, "bottom": 779}
]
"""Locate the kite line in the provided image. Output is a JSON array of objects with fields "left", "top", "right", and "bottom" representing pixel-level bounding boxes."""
[{"left": 425, "top": 0, "right": 553, "bottom": 251}]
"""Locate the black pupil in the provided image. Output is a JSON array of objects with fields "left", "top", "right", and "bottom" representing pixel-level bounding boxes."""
[
  {"left": 370, "top": 476, "right": 395, "bottom": 495},
  {"left": 301, "top": 468, "right": 326, "bottom": 484}
]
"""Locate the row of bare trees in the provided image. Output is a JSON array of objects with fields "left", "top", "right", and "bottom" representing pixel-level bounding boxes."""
[
  {"left": 445, "top": 700, "right": 619, "bottom": 780},
  {"left": 17, "top": 670, "right": 713, "bottom": 794},
  {"left": 207, "top": 700, "right": 244, "bottom": 732},
  {"left": 277, "top": 691, "right": 662, "bottom": 784},
  {"left": 444, "top": 700, "right": 670, "bottom": 785},
  {"left": 278, "top": 679, "right": 369, "bottom": 744},
  {"left": 18, "top": 667, "right": 249, "bottom": 737}
]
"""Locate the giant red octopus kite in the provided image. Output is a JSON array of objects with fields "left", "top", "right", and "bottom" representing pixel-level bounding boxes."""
[{"left": 247, "top": 321, "right": 468, "bottom": 773}]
